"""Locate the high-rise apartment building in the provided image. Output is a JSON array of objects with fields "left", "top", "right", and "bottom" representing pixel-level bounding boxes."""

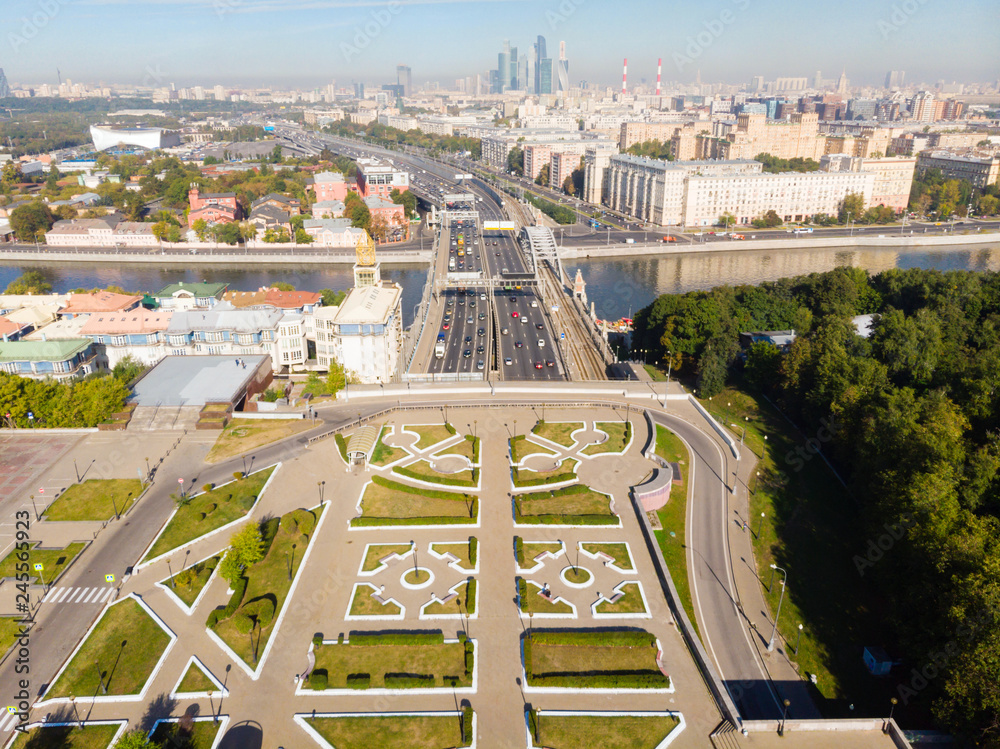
[
  {"left": 884, "top": 70, "right": 905, "bottom": 89},
  {"left": 0, "top": 69, "right": 9, "bottom": 99},
  {"left": 396, "top": 65, "right": 412, "bottom": 97},
  {"left": 557, "top": 42, "right": 570, "bottom": 93},
  {"left": 909, "top": 91, "right": 936, "bottom": 121}
]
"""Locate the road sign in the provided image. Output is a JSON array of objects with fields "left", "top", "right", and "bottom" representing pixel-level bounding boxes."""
[
  {"left": 105, "top": 574, "right": 115, "bottom": 583},
  {"left": 33, "top": 563, "right": 42, "bottom": 571}
]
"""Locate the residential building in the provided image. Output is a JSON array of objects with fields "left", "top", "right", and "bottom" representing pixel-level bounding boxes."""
[
  {"left": 821, "top": 155, "right": 916, "bottom": 212},
  {"left": 312, "top": 285, "right": 401, "bottom": 382},
  {"left": 705, "top": 112, "right": 825, "bottom": 161},
  {"left": 59, "top": 292, "right": 143, "bottom": 319},
  {"left": 301, "top": 219, "right": 370, "bottom": 247},
  {"left": 78, "top": 309, "right": 174, "bottom": 368},
  {"left": 355, "top": 158, "right": 409, "bottom": 198},
  {"left": 619, "top": 122, "right": 684, "bottom": 151},
  {"left": 250, "top": 193, "right": 301, "bottom": 215},
  {"left": 583, "top": 145, "right": 615, "bottom": 205},
  {"left": 154, "top": 282, "right": 229, "bottom": 310},
  {"left": 312, "top": 173, "right": 349, "bottom": 203},
  {"left": 187, "top": 187, "right": 241, "bottom": 229},
  {"left": 44, "top": 216, "right": 156, "bottom": 248},
  {"left": 550, "top": 150, "right": 583, "bottom": 192},
  {"left": 916, "top": 150, "right": 1000, "bottom": 188},
  {"left": 248, "top": 204, "right": 292, "bottom": 235},
  {"left": 312, "top": 200, "right": 346, "bottom": 219},
  {"left": 364, "top": 196, "right": 408, "bottom": 242},
  {"left": 0, "top": 339, "right": 105, "bottom": 380}
]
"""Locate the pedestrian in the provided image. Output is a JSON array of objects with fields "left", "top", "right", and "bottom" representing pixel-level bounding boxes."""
[{"left": 743, "top": 520, "right": 748, "bottom": 532}]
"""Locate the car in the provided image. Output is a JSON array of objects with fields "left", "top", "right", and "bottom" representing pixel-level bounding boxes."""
[
  {"left": 442, "top": 323, "right": 450, "bottom": 330},
  {"left": 511, "top": 311, "right": 519, "bottom": 318},
  {"left": 493, "top": 241, "right": 498, "bottom": 246},
  {"left": 477, "top": 328, "right": 485, "bottom": 337},
  {"left": 502, "top": 267, "right": 509, "bottom": 274},
  {"left": 500, "top": 327, "right": 509, "bottom": 335},
  {"left": 469, "top": 301, "right": 476, "bottom": 308},
  {"left": 457, "top": 299, "right": 465, "bottom": 306},
  {"left": 510, "top": 296, "right": 517, "bottom": 303},
  {"left": 495, "top": 252, "right": 500, "bottom": 256},
  {"left": 545, "top": 360, "right": 554, "bottom": 367},
  {"left": 464, "top": 335, "right": 472, "bottom": 343},
  {"left": 478, "top": 313, "right": 486, "bottom": 320},
  {"left": 466, "top": 316, "right": 474, "bottom": 324},
  {"left": 476, "top": 345, "right": 485, "bottom": 354},
  {"left": 535, "top": 323, "right": 544, "bottom": 330},
  {"left": 537, "top": 339, "right": 545, "bottom": 348},
  {"left": 446, "top": 299, "right": 454, "bottom": 307},
  {"left": 463, "top": 349, "right": 472, "bottom": 358},
  {"left": 514, "top": 340, "right": 523, "bottom": 348},
  {"left": 530, "top": 300, "right": 538, "bottom": 307},
  {"left": 534, "top": 361, "right": 543, "bottom": 369},
  {"left": 504, "top": 357, "right": 513, "bottom": 366},
  {"left": 520, "top": 316, "right": 528, "bottom": 323},
  {"left": 476, "top": 359, "right": 485, "bottom": 370},
  {"left": 480, "top": 293, "right": 486, "bottom": 300}
]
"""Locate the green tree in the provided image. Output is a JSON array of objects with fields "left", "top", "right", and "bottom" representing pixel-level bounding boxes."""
[
  {"left": 219, "top": 523, "right": 265, "bottom": 585},
  {"left": 5, "top": 271, "right": 52, "bottom": 294},
  {"left": 271, "top": 282, "right": 295, "bottom": 291},
  {"left": 319, "top": 289, "right": 346, "bottom": 307},
  {"left": 507, "top": 146, "right": 524, "bottom": 176},
  {"left": 112, "top": 355, "right": 146, "bottom": 384},
  {"left": 838, "top": 192, "right": 866, "bottom": 223},
  {"left": 192, "top": 218, "right": 209, "bottom": 241},
  {"left": 717, "top": 212, "right": 737, "bottom": 229},
  {"left": 744, "top": 341, "right": 783, "bottom": 392},
  {"left": 389, "top": 187, "right": 417, "bottom": 218},
  {"left": 9, "top": 202, "right": 56, "bottom": 242},
  {"left": 535, "top": 163, "right": 550, "bottom": 187},
  {"left": 114, "top": 729, "right": 152, "bottom": 748},
  {"left": 1, "top": 162, "right": 23, "bottom": 189}
]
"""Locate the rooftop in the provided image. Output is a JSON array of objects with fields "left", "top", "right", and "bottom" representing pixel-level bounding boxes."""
[
  {"left": 130, "top": 354, "right": 269, "bottom": 407},
  {"left": 167, "top": 306, "right": 284, "bottom": 333},
  {"left": 24, "top": 317, "right": 88, "bottom": 340},
  {"left": 60, "top": 291, "right": 143, "bottom": 315},
  {"left": 156, "top": 281, "right": 229, "bottom": 299},
  {"left": 0, "top": 338, "right": 92, "bottom": 362},
  {"left": 333, "top": 284, "right": 401, "bottom": 326},
  {"left": 313, "top": 171, "right": 346, "bottom": 184},
  {"left": 79, "top": 309, "right": 173, "bottom": 335}
]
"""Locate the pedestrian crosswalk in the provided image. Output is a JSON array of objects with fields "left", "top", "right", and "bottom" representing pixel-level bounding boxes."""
[
  {"left": 0, "top": 711, "right": 20, "bottom": 733},
  {"left": 41, "top": 586, "right": 115, "bottom": 604}
]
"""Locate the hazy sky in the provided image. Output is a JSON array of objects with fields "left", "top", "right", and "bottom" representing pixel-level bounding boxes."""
[{"left": 2, "top": 0, "right": 997, "bottom": 89}]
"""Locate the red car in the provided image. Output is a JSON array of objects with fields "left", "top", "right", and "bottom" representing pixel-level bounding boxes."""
[
  {"left": 442, "top": 323, "right": 450, "bottom": 330},
  {"left": 511, "top": 311, "right": 519, "bottom": 318},
  {"left": 534, "top": 361, "right": 543, "bottom": 369}
]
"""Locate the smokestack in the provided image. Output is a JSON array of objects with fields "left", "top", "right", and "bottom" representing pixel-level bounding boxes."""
[
  {"left": 622, "top": 58, "right": 628, "bottom": 97},
  {"left": 656, "top": 58, "right": 662, "bottom": 97}
]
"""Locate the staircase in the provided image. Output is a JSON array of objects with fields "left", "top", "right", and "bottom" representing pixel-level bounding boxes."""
[
  {"left": 128, "top": 405, "right": 201, "bottom": 432},
  {"left": 710, "top": 720, "right": 743, "bottom": 749}
]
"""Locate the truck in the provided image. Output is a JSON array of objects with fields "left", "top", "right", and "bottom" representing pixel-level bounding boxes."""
[{"left": 435, "top": 340, "right": 446, "bottom": 359}]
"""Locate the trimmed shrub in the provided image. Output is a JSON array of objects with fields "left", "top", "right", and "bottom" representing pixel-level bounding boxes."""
[
  {"left": 384, "top": 673, "right": 435, "bottom": 689},
  {"left": 309, "top": 669, "right": 328, "bottom": 690},
  {"left": 370, "top": 475, "right": 471, "bottom": 501},
  {"left": 529, "top": 671, "right": 669, "bottom": 689},
  {"left": 512, "top": 467, "right": 577, "bottom": 488},
  {"left": 464, "top": 579, "right": 477, "bottom": 615},
  {"left": 461, "top": 705, "right": 473, "bottom": 745},
  {"left": 233, "top": 613, "right": 253, "bottom": 634},
  {"left": 346, "top": 673, "right": 370, "bottom": 690},
  {"left": 394, "top": 465, "right": 477, "bottom": 488},
  {"left": 517, "top": 577, "right": 527, "bottom": 605},
  {"left": 469, "top": 537, "right": 478, "bottom": 568},
  {"left": 337, "top": 632, "right": 345, "bottom": 645},
  {"left": 351, "top": 509, "right": 478, "bottom": 528},
  {"left": 523, "top": 637, "right": 533, "bottom": 678},
  {"left": 528, "top": 707, "right": 539, "bottom": 743},
  {"left": 335, "top": 433, "right": 349, "bottom": 464},
  {"left": 348, "top": 631, "right": 445, "bottom": 647},
  {"left": 471, "top": 436, "right": 481, "bottom": 464},
  {"left": 245, "top": 595, "right": 276, "bottom": 628},
  {"left": 530, "top": 630, "right": 657, "bottom": 648},
  {"left": 463, "top": 641, "right": 474, "bottom": 675},
  {"left": 206, "top": 608, "right": 221, "bottom": 628},
  {"left": 445, "top": 422, "right": 457, "bottom": 436},
  {"left": 312, "top": 634, "right": 323, "bottom": 648},
  {"left": 259, "top": 517, "right": 280, "bottom": 556},
  {"left": 216, "top": 576, "right": 247, "bottom": 622},
  {"left": 232, "top": 472, "right": 244, "bottom": 481},
  {"left": 280, "top": 514, "right": 298, "bottom": 534},
  {"left": 514, "top": 536, "right": 524, "bottom": 566},
  {"left": 296, "top": 509, "right": 317, "bottom": 536}
]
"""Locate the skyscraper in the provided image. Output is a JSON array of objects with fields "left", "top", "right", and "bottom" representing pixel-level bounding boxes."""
[
  {"left": 556, "top": 41, "right": 570, "bottom": 93},
  {"left": 884, "top": 70, "right": 905, "bottom": 89},
  {"left": 509, "top": 45, "right": 518, "bottom": 90},
  {"left": 396, "top": 65, "right": 412, "bottom": 97},
  {"left": 534, "top": 35, "right": 547, "bottom": 94},
  {"left": 0, "top": 69, "right": 10, "bottom": 99},
  {"left": 496, "top": 40, "right": 511, "bottom": 93}
]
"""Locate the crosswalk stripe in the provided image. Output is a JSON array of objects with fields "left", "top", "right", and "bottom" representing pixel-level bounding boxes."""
[
  {"left": 1, "top": 712, "right": 17, "bottom": 732},
  {"left": 72, "top": 588, "right": 89, "bottom": 603},
  {"left": 82, "top": 589, "right": 99, "bottom": 603},
  {"left": 100, "top": 588, "right": 115, "bottom": 602},
  {"left": 55, "top": 588, "right": 72, "bottom": 603},
  {"left": 42, "top": 588, "right": 57, "bottom": 603}
]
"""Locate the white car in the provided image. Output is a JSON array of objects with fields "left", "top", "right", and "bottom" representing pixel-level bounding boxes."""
[
  {"left": 504, "top": 357, "right": 513, "bottom": 366},
  {"left": 537, "top": 339, "right": 545, "bottom": 348}
]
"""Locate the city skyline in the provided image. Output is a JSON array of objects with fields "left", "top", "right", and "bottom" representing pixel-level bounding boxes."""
[{"left": 1, "top": 0, "right": 997, "bottom": 89}]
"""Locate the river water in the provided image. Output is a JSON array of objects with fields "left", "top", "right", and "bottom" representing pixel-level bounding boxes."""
[{"left": 2, "top": 243, "right": 999, "bottom": 327}]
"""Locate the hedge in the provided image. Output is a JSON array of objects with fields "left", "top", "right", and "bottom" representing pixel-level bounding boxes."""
[
  {"left": 464, "top": 579, "right": 477, "bottom": 615},
  {"left": 309, "top": 669, "right": 328, "bottom": 690},
  {"left": 351, "top": 510, "right": 478, "bottom": 527},
  {"left": 529, "top": 671, "right": 670, "bottom": 689},
  {"left": 259, "top": 516, "right": 280, "bottom": 557},
  {"left": 469, "top": 536, "right": 478, "bottom": 568},
  {"left": 530, "top": 630, "right": 657, "bottom": 648},
  {"left": 527, "top": 707, "right": 539, "bottom": 742},
  {"left": 207, "top": 575, "right": 248, "bottom": 627},
  {"left": 517, "top": 578, "right": 528, "bottom": 605},
  {"left": 523, "top": 484, "right": 592, "bottom": 500},
  {"left": 335, "top": 433, "right": 349, "bottom": 464},
  {"left": 471, "top": 436, "right": 481, "bottom": 465},
  {"left": 384, "top": 673, "right": 435, "bottom": 689},
  {"left": 371, "top": 475, "right": 473, "bottom": 502},
  {"left": 463, "top": 640, "right": 474, "bottom": 676},
  {"left": 523, "top": 637, "right": 533, "bottom": 678},
  {"left": 394, "top": 465, "right": 479, "bottom": 488},
  {"left": 312, "top": 634, "right": 324, "bottom": 648},
  {"left": 348, "top": 631, "right": 445, "bottom": 647},
  {"left": 514, "top": 536, "right": 524, "bottom": 566},
  {"left": 445, "top": 422, "right": 457, "bottom": 436},
  {"left": 346, "top": 673, "right": 371, "bottom": 689},
  {"left": 462, "top": 705, "right": 474, "bottom": 744}
]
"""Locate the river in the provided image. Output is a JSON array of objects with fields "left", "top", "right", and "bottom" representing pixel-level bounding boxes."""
[{"left": 2, "top": 243, "right": 999, "bottom": 327}]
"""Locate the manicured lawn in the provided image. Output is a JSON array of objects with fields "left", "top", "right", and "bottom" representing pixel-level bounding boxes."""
[
  {"left": 349, "top": 585, "right": 402, "bottom": 617},
  {"left": 581, "top": 542, "right": 634, "bottom": 571},
  {"left": 525, "top": 630, "right": 669, "bottom": 689},
  {"left": 509, "top": 435, "right": 555, "bottom": 464},
  {"left": 305, "top": 715, "right": 469, "bottom": 749},
  {"left": 430, "top": 539, "right": 477, "bottom": 570},
  {"left": 145, "top": 467, "right": 275, "bottom": 562},
  {"left": 371, "top": 427, "right": 408, "bottom": 466},
  {"left": 515, "top": 485, "right": 617, "bottom": 525},
  {"left": 149, "top": 720, "right": 222, "bottom": 749},
  {"left": 0, "top": 543, "right": 86, "bottom": 585},
  {"left": 164, "top": 556, "right": 220, "bottom": 607},
  {"left": 206, "top": 419, "right": 314, "bottom": 463},
  {"left": 403, "top": 568, "right": 431, "bottom": 585},
  {"left": 512, "top": 459, "right": 578, "bottom": 488},
  {"left": 9, "top": 723, "right": 120, "bottom": 749},
  {"left": 409, "top": 424, "right": 455, "bottom": 451},
  {"left": 43, "top": 478, "right": 143, "bottom": 522},
  {"left": 0, "top": 617, "right": 23, "bottom": 657},
  {"left": 47, "top": 598, "right": 171, "bottom": 698},
  {"left": 581, "top": 421, "right": 630, "bottom": 455},
  {"left": 517, "top": 541, "right": 563, "bottom": 568},
  {"left": 563, "top": 567, "right": 592, "bottom": 585},
  {"left": 534, "top": 714, "right": 679, "bottom": 749},
  {"left": 436, "top": 435, "right": 479, "bottom": 463},
  {"left": 394, "top": 460, "right": 477, "bottom": 487},
  {"left": 309, "top": 636, "right": 471, "bottom": 689},
  {"left": 361, "top": 544, "right": 412, "bottom": 572},
  {"left": 353, "top": 478, "right": 477, "bottom": 526},
  {"left": 532, "top": 421, "right": 583, "bottom": 447},
  {"left": 596, "top": 584, "right": 647, "bottom": 615},
  {"left": 519, "top": 579, "right": 575, "bottom": 615},
  {"left": 211, "top": 506, "right": 322, "bottom": 668},
  {"left": 651, "top": 425, "right": 698, "bottom": 640},
  {"left": 176, "top": 661, "right": 216, "bottom": 693},
  {"left": 643, "top": 364, "right": 669, "bottom": 382},
  {"left": 423, "top": 580, "right": 476, "bottom": 616}
]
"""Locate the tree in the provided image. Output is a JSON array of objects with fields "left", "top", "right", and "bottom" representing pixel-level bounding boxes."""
[
  {"left": 390, "top": 187, "right": 417, "bottom": 218},
  {"left": 294, "top": 227, "right": 313, "bottom": 244},
  {"left": 507, "top": 146, "right": 524, "bottom": 176},
  {"left": 219, "top": 523, "right": 265, "bottom": 585},
  {"left": 979, "top": 195, "right": 999, "bottom": 216},
  {"left": 1, "top": 162, "right": 23, "bottom": 189},
  {"left": 535, "top": 163, "right": 550, "bottom": 187},
  {"left": 45, "top": 166, "right": 60, "bottom": 192},
  {"left": 192, "top": 218, "right": 209, "bottom": 241},
  {"left": 112, "top": 355, "right": 146, "bottom": 384},
  {"left": 717, "top": 212, "right": 737, "bottom": 229},
  {"left": 114, "top": 729, "right": 152, "bottom": 748},
  {"left": 369, "top": 214, "right": 390, "bottom": 243},
  {"left": 9, "top": 202, "right": 56, "bottom": 242},
  {"left": 271, "top": 282, "right": 295, "bottom": 291},
  {"left": 838, "top": 192, "right": 866, "bottom": 223},
  {"left": 320, "top": 289, "right": 346, "bottom": 307},
  {"left": 5, "top": 271, "right": 52, "bottom": 294}
]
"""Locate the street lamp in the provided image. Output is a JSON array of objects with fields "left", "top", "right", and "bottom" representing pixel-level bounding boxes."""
[
  {"left": 767, "top": 564, "right": 787, "bottom": 652},
  {"left": 318, "top": 481, "right": 326, "bottom": 505},
  {"left": 29, "top": 494, "right": 38, "bottom": 521},
  {"left": 779, "top": 699, "right": 791, "bottom": 735},
  {"left": 756, "top": 512, "right": 765, "bottom": 539},
  {"left": 794, "top": 623, "right": 803, "bottom": 654},
  {"left": 885, "top": 697, "right": 898, "bottom": 732}
]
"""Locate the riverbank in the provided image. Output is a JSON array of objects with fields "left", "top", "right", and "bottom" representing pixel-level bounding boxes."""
[
  {"left": 558, "top": 230, "right": 1000, "bottom": 259},
  {"left": 0, "top": 247, "right": 432, "bottom": 265}
]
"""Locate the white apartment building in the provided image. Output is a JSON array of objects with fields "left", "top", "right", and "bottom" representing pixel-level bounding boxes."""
[
  {"left": 46, "top": 217, "right": 157, "bottom": 247},
  {"left": 312, "top": 284, "right": 402, "bottom": 383},
  {"left": 822, "top": 155, "right": 917, "bottom": 212}
]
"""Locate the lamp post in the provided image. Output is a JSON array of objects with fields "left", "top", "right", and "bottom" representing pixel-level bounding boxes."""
[
  {"left": 794, "top": 623, "right": 803, "bottom": 654},
  {"left": 885, "top": 697, "right": 898, "bottom": 733},
  {"left": 767, "top": 564, "right": 787, "bottom": 652},
  {"left": 29, "top": 494, "right": 39, "bottom": 521},
  {"left": 167, "top": 559, "right": 175, "bottom": 587},
  {"left": 110, "top": 492, "right": 120, "bottom": 521},
  {"left": 94, "top": 661, "right": 107, "bottom": 695},
  {"left": 779, "top": 699, "right": 791, "bottom": 735},
  {"left": 144, "top": 457, "right": 150, "bottom": 482},
  {"left": 756, "top": 512, "right": 765, "bottom": 539},
  {"left": 318, "top": 481, "right": 326, "bottom": 505}
]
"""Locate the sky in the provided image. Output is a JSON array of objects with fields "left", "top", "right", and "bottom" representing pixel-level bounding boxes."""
[{"left": 1, "top": 0, "right": 998, "bottom": 90}]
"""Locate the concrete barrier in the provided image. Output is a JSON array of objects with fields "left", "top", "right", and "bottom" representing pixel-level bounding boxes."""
[{"left": 687, "top": 396, "right": 740, "bottom": 459}]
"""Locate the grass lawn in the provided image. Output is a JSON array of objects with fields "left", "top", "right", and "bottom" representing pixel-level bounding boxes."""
[
  {"left": 707, "top": 386, "right": 889, "bottom": 715},
  {"left": 581, "top": 422, "right": 630, "bottom": 456},
  {"left": 309, "top": 639, "right": 471, "bottom": 689},
  {"left": 211, "top": 507, "right": 322, "bottom": 668},
  {"left": 409, "top": 424, "right": 455, "bottom": 451},
  {"left": 361, "top": 544, "right": 412, "bottom": 572},
  {"left": 305, "top": 715, "right": 468, "bottom": 749},
  {"left": 651, "top": 425, "right": 698, "bottom": 640},
  {"left": 436, "top": 436, "right": 478, "bottom": 463},
  {"left": 43, "top": 479, "right": 143, "bottom": 522},
  {"left": 519, "top": 580, "right": 574, "bottom": 615},
  {"left": 581, "top": 543, "right": 634, "bottom": 571},
  {"left": 515, "top": 485, "right": 616, "bottom": 524},
  {"left": 526, "top": 630, "right": 668, "bottom": 688},
  {"left": 164, "top": 556, "right": 220, "bottom": 607},
  {"left": 518, "top": 541, "right": 563, "bottom": 568},
  {"left": 353, "top": 480, "right": 477, "bottom": 526},
  {"left": 563, "top": 567, "right": 592, "bottom": 585},
  {"left": 145, "top": 467, "right": 275, "bottom": 562},
  {"left": 430, "top": 539, "right": 476, "bottom": 570},
  {"left": 535, "top": 714, "right": 679, "bottom": 749},
  {"left": 423, "top": 580, "right": 475, "bottom": 616},
  {"left": 596, "top": 584, "right": 647, "bottom": 615},
  {"left": 532, "top": 421, "right": 583, "bottom": 447},
  {"left": 512, "top": 459, "right": 578, "bottom": 488},
  {"left": 0, "top": 617, "right": 23, "bottom": 657},
  {"left": 149, "top": 720, "right": 222, "bottom": 749},
  {"left": 394, "top": 460, "right": 477, "bottom": 487},
  {"left": 509, "top": 435, "right": 555, "bottom": 464},
  {"left": 349, "top": 585, "right": 402, "bottom": 617},
  {"left": 9, "top": 724, "right": 120, "bottom": 749},
  {"left": 403, "top": 569, "right": 431, "bottom": 585},
  {"left": 47, "top": 598, "right": 171, "bottom": 698},
  {"left": 206, "top": 419, "right": 314, "bottom": 464},
  {"left": 0, "top": 543, "right": 86, "bottom": 585},
  {"left": 371, "top": 427, "right": 408, "bottom": 466},
  {"left": 643, "top": 364, "right": 669, "bottom": 382},
  {"left": 176, "top": 661, "right": 216, "bottom": 693}
]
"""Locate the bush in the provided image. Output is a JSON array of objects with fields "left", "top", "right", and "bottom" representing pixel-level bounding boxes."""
[
  {"left": 233, "top": 471, "right": 244, "bottom": 481},
  {"left": 370, "top": 475, "right": 472, "bottom": 501},
  {"left": 523, "top": 637, "right": 533, "bottom": 678},
  {"left": 469, "top": 537, "right": 478, "bottom": 568},
  {"left": 218, "top": 576, "right": 248, "bottom": 620},
  {"left": 529, "top": 671, "right": 669, "bottom": 689},
  {"left": 202, "top": 483, "right": 214, "bottom": 494},
  {"left": 514, "top": 536, "right": 524, "bottom": 566},
  {"left": 335, "top": 433, "right": 349, "bottom": 464},
  {"left": 280, "top": 514, "right": 298, "bottom": 534},
  {"left": 262, "top": 387, "right": 282, "bottom": 403},
  {"left": 512, "top": 469, "right": 577, "bottom": 488},
  {"left": 517, "top": 578, "right": 528, "bottom": 605},
  {"left": 233, "top": 613, "right": 253, "bottom": 634},
  {"left": 470, "top": 436, "right": 481, "bottom": 464},
  {"left": 348, "top": 631, "right": 444, "bottom": 647},
  {"left": 445, "top": 422, "right": 457, "bottom": 435},
  {"left": 394, "top": 465, "right": 478, "bottom": 488},
  {"left": 384, "top": 673, "right": 435, "bottom": 689},
  {"left": 351, "top": 507, "right": 478, "bottom": 528},
  {"left": 259, "top": 517, "right": 280, "bottom": 556},
  {"left": 296, "top": 509, "right": 317, "bottom": 536},
  {"left": 309, "top": 669, "right": 328, "bottom": 690},
  {"left": 312, "top": 634, "right": 323, "bottom": 648},
  {"left": 206, "top": 609, "right": 220, "bottom": 628},
  {"left": 462, "top": 705, "right": 473, "bottom": 744},
  {"left": 465, "top": 579, "right": 477, "bottom": 615},
  {"left": 528, "top": 707, "right": 539, "bottom": 742},
  {"left": 464, "top": 641, "right": 474, "bottom": 675},
  {"left": 346, "top": 673, "right": 371, "bottom": 690},
  {"left": 245, "top": 595, "right": 276, "bottom": 628}
]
